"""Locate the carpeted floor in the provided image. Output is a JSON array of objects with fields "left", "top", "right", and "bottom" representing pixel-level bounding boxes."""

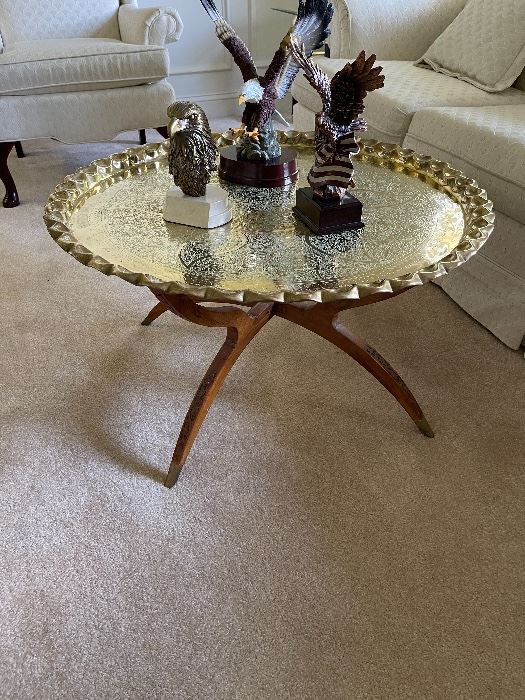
[{"left": 1, "top": 130, "right": 524, "bottom": 699}]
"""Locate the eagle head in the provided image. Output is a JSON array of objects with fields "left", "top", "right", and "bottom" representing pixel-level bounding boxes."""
[
  {"left": 239, "top": 78, "right": 264, "bottom": 105},
  {"left": 167, "top": 101, "right": 213, "bottom": 139}
]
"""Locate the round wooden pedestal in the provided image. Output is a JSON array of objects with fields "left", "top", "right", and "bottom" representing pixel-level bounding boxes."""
[{"left": 218, "top": 146, "right": 299, "bottom": 188}]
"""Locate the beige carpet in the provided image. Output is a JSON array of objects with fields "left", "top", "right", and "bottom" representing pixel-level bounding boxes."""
[{"left": 1, "top": 131, "right": 524, "bottom": 699}]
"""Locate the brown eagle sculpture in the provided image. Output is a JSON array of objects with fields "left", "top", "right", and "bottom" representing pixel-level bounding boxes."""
[
  {"left": 198, "top": 0, "right": 333, "bottom": 161},
  {"left": 291, "top": 42, "right": 385, "bottom": 201}
]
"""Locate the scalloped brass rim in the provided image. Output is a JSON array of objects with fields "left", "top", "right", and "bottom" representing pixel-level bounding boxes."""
[{"left": 43, "top": 132, "right": 495, "bottom": 304}]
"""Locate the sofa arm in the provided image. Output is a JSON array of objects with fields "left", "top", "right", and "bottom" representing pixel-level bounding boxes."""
[
  {"left": 119, "top": 5, "right": 183, "bottom": 46},
  {"left": 328, "top": 0, "right": 466, "bottom": 60},
  {"left": 328, "top": 0, "right": 352, "bottom": 59}
]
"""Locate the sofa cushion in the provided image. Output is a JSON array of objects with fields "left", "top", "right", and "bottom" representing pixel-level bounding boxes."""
[
  {"left": 292, "top": 59, "right": 525, "bottom": 144},
  {"left": 416, "top": 0, "right": 525, "bottom": 92},
  {"left": 404, "top": 105, "right": 525, "bottom": 224},
  {"left": 0, "top": 38, "right": 169, "bottom": 96}
]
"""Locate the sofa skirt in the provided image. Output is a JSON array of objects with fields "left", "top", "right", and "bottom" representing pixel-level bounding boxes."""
[{"left": 434, "top": 211, "right": 525, "bottom": 350}]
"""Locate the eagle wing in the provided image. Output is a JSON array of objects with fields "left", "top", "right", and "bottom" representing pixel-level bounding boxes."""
[
  {"left": 290, "top": 41, "right": 332, "bottom": 112},
  {"left": 263, "top": 0, "right": 333, "bottom": 100},
  {"left": 199, "top": 0, "right": 258, "bottom": 82}
]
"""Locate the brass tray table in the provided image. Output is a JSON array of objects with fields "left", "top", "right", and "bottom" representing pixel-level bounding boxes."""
[{"left": 44, "top": 134, "right": 494, "bottom": 487}]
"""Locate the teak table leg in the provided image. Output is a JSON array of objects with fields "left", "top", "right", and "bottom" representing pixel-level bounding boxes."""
[
  {"left": 151, "top": 293, "right": 274, "bottom": 487},
  {"left": 141, "top": 301, "right": 169, "bottom": 326},
  {"left": 142, "top": 291, "right": 433, "bottom": 488},
  {"left": 274, "top": 300, "right": 434, "bottom": 438}
]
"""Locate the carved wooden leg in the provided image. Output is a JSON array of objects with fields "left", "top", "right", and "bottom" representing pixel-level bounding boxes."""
[
  {"left": 0, "top": 142, "right": 19, "bottom": 208},
  {"left": 275, "top": 300, "right": 434, "bottom": 438},
  {"left": 139, "top": 129, "right": 147, "bottom": 146},
  {"left": 153, "top": 293, "right": 274, "bottom": 487},
  {"left": 156, "top": 126, "right": 169, "bottom": 139},
  {"left": 141, "top": 301, "right": 169, "bottom": 326},
  {"left": 15, "top": 141, "right": 25, "bottom": 158}
]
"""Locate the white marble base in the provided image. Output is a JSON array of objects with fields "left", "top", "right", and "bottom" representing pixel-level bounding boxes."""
[{"left": 163, "top": 185, "right": 232, "bottom": 229}]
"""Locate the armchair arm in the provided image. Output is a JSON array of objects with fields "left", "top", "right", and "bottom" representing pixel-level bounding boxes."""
[{"left": 119, "top": 5, "right": 183, "bottom": 46}]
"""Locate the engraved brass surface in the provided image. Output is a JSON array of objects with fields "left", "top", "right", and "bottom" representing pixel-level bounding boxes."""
[{"left": 43, "top": 132, "right": 495, "bottom": 304}]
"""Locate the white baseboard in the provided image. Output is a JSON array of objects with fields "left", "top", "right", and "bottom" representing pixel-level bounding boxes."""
[
  {"left": 176, "top": 91, "right": 242, "bottom": 119},
  {"left": 175, "top": 92, "right": 293, "bottom": 122}
]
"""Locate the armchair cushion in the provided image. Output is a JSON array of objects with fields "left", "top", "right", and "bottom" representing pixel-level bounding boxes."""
[
  {"left": 118, "top": 5, "right": 183, "bottom": 46},
  {"left": 292, "top": 59, "right": 525, "bottom": 143},
  {"left": 0, "top": 82, "right": 175, "bottom": 143},
  {"left": 0, "top": 38, "right": 169, "bottom": 96}
]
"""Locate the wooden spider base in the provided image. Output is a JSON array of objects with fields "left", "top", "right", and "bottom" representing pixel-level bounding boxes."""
[{"left": 142, "top": 290, "right": 434, "bottom": 489}]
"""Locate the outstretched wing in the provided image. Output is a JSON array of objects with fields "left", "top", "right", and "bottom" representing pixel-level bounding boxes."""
[
  {"left": 290, "top": 40, "right": 331, "bottom": 112},
  {"left": 329, "top": 51, "right": 385, "bottom": 118},
  {"left": 199, "top": 0, "right": 258, "bottom": 82},
  {"left": 263, "top": 0, "right": 333, "bottom": 100}
]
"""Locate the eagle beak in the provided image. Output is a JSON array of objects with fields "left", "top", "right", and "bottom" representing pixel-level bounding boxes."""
[
  {"left": 238, "top": 95, "right": 247, "bottom": 106},
  {"left": 170, "top": 118, "right": 184, "bottom": 133}
]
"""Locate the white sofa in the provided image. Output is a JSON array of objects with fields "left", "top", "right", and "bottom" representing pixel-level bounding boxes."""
[
  {"left": 292, "top": 0, "right": 525, "bottom": 350},
  {"left": 0, "top": 0, "right": 183, "bottom": 207}
]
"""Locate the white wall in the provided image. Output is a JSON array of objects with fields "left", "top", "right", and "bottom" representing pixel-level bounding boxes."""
[{"left": 139, "top": 0, "right": 298, "bottom": 118}]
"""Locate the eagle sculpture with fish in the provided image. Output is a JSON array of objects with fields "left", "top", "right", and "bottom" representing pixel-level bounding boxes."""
[{"left": 198, "top": 0, "right": 333, "bottom": 161}]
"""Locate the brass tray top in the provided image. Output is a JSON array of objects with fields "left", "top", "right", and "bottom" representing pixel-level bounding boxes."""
[{"left": 44, "top": 133, "right": 494, "bottom": 304}]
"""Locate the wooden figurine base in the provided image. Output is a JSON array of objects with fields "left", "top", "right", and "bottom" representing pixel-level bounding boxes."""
[
  {"left": 219, "top": 146, "right": 298, "bottom": 188},
  {"left": 293, "top": 187, "right": 363, "bottom": 235}
]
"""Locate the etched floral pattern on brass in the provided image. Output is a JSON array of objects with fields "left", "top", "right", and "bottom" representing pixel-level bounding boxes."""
[{"left": 43, "top": 132, "right": 495, "bottom": 303}]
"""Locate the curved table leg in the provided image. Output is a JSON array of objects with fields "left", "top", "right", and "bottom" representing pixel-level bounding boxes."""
[
  {"left": 141, "top": 301, "right": 169, "bottom": 326},
  {"left": 274, "top": 301, "right": 434, "bottom": 438},
  {"left": 151, "top": 294, "right": 274, "bottom": 488},
  {"left": 143, "top": 291, "right": 433, "bottom": 489}
]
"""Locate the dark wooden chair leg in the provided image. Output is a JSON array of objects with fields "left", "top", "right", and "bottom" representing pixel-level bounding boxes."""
[
  {"left": 139, "top": 129, "right": 147, "bottom": 145},
  {"left": 153, "top": 293, "right": 274, "bottom": 487},
  {"left": 156, "top": 126, "right": 169, "bottom": 139},
  {"left": 0, "top": 142, "right": 20, "bottom": 208},
  {"left": 141, "top": 301, "right": 169, "bottom": 326},
  {"left": 15, "top": 141, "right": 25, "bottom": 158},
  {"left": 274, "top": 301, "right": 434, "bottom": 438}
]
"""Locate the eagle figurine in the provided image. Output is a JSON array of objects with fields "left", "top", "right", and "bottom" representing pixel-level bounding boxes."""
[
  {"left": 291, "top": 42, "right": 385, "bottom": 201},
  {"left": 167, "top": 102, "right": 218, "bottom": 197},
  {"left": 198, "top": 0, "right": 333, "bottom": 161}
]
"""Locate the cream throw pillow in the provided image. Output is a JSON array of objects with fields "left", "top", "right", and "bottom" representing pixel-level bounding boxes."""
[{"left": 416, "top": 0, "right": 525, "bottom": 92}]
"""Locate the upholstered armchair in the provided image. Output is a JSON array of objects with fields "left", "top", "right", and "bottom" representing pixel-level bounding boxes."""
[{"left": 0, "top": 0, "right": 183, "bottom": 207}]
